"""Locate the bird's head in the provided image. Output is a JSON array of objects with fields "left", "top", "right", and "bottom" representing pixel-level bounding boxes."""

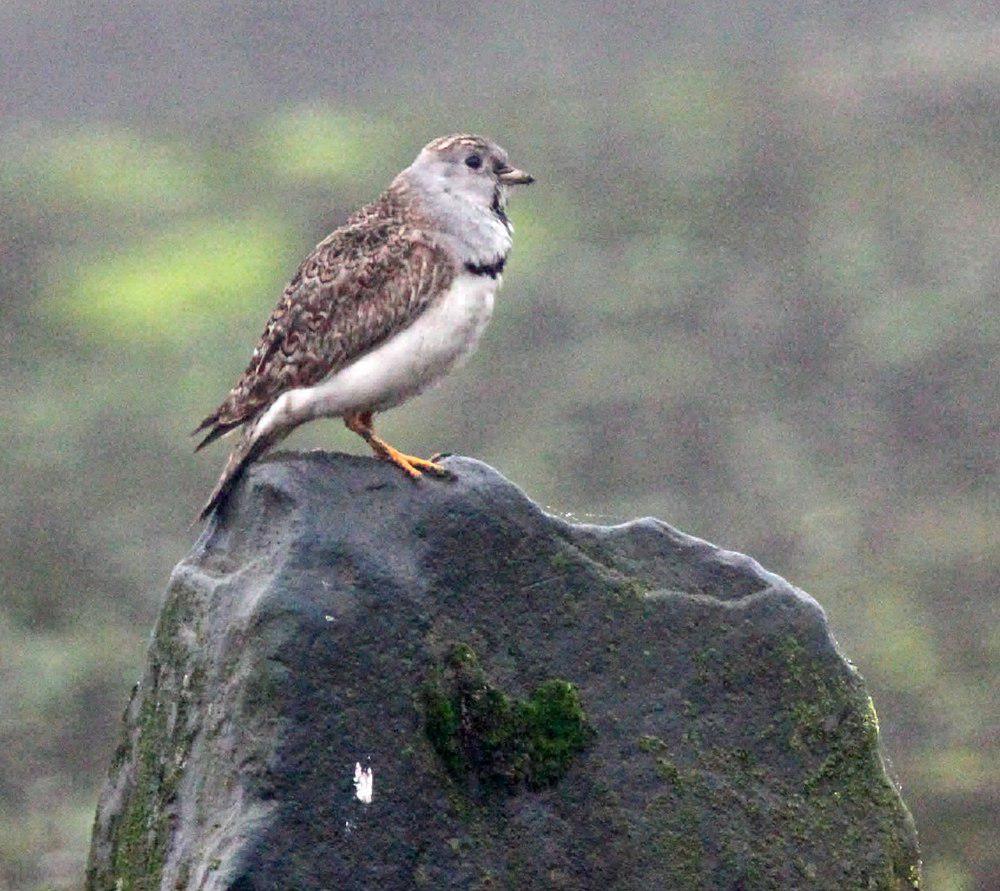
[{"left": 403, "top": 134, "right": 534, "bottom": 213}]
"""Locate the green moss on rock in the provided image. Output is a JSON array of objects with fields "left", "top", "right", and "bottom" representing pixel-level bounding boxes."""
[
  {"left": 88, "top": 583, "right": 205, "bottom": 891},
  {"left": 423, "top": 644, "right": 593, "bottom": 793},
  {"left": 631, "top": 634, "right": 921, "bottom": 889}
]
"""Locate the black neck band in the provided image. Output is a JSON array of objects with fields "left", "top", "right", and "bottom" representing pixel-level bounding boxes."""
[{"left": 465, "top": 257, "right": 507, "bottom": 279}]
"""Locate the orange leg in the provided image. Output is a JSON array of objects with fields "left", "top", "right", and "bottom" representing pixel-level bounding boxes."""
[{"left": 344, "top": 411, "right": 448, "bottom": 479}]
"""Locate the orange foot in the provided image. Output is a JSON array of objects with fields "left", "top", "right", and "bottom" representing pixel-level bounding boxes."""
[
  {"left": 375, "top": 442, "right": 449, "bottom": 479},
  {"left": 344, "top": 411, "right": 450, "bottom": 480}
]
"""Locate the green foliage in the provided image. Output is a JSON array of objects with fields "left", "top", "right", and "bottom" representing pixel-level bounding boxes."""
[
  {"left": 0, "top": 126, "right": 207, "bottom": 213},
  {"left": 53, "top": 216, "right": 292, "bottom": 340},
  {"left": 423, "top": 644, "right": 593, "bottom": 793},
  {"left": 255, "top": 105, "right": 397, "bottom": 183},
  {"left": 633, "top": 65, "right": 743, "bottom": 176}
]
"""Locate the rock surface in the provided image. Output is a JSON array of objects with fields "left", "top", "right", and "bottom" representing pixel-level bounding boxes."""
[{"left": 86, "top": 452, "right": 920, "bottom": 890}]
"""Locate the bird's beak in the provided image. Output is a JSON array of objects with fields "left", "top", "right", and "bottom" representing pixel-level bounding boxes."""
[{"left": 496, "top": 165, "right": 535, "bottom": 185}]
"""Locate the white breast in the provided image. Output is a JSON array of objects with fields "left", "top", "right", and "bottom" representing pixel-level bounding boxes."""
[{"left": 262, "top": 273, "right": 498, "bottom": 434}]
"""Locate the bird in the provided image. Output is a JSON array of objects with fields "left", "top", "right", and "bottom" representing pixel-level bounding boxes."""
[{"left": 193, "top": 134, "right": 534, "bottom": 520}]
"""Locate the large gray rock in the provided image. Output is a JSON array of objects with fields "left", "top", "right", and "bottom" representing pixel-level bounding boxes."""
[{"left": 86, "top": 452, "right": 920, "bottom": 890}]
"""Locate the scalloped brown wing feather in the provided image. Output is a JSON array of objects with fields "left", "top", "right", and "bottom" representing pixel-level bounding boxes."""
[{"left": 195, "top": 196, "right": 454, "bottom": 447}]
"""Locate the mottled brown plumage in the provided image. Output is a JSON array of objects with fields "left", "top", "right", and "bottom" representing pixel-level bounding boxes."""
[{"left": 194, "top": 188, "right": 454, "bottom": 450}]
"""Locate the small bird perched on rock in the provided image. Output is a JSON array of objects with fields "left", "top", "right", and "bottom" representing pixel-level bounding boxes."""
[{"left": 193, "top": 134, "right": 533, "bottom": 519}]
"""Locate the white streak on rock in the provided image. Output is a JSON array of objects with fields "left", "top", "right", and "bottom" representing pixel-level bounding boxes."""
[{"left": 353, "top": 762, "right": 373, "bottom": 804}]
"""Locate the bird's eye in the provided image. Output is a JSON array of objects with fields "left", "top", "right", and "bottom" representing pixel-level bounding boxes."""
[{"left": 464, "top": 154, "right": 482, "bottom": 169}]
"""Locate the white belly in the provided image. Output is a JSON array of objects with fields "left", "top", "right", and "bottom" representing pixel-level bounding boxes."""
[{"left": 260, "top": 274, "right": 498, "bottom": 435}]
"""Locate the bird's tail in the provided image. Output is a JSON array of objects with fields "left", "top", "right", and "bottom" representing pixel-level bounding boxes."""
[
  {"left": 197, "top": 423, "right": 281, "bottom": 522},
  {"left": 192, "top": 411, "right": 240, "bottom": 452}
]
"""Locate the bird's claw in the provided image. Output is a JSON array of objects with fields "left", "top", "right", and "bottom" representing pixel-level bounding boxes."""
[
  {"left": 379, "top": 448, "right": 451, "bottom": 480},
  {"left": 405, "top": 455, "right": 451, "bottom": 477}
]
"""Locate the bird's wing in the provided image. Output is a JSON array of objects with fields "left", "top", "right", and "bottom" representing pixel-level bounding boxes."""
[{"left": 194, "top": 223, "right": 454, "bottom": 447}]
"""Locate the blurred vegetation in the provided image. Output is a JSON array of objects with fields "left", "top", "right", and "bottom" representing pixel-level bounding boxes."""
[{"left": 0, "top": 11, "right": 997, "bottom": 891}]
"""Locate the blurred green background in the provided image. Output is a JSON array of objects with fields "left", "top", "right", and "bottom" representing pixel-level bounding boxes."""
[{"left": 0, "top": 2, "right": 997, "bottom": 888}]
